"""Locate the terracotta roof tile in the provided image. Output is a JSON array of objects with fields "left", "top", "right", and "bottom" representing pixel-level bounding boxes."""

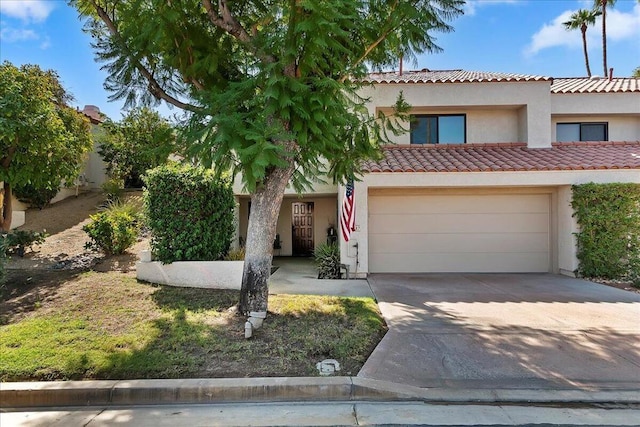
[
  {"left": 362, "top": 142, "right": 640, "bottom": 173},
  {"left": 365, "top": 69, "right": 552, "bottom": 84},
  {"left": 551, "top": 77, "right": 640, "bottom": 93}
]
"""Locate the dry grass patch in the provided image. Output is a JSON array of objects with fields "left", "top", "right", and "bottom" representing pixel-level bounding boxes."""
[{"left": 0, "top": 271, "right": 386, "bottom": 381}]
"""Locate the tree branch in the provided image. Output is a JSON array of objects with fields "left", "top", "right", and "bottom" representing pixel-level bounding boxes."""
[
  {"left": 340, "top": 0, "right": 401, "bottom": 83},
  {"left": 202, "top": 0, "right": 275, "bottom": 64},
  {"left": 89, "top": 0, "right": 200, "bottom": 112}
]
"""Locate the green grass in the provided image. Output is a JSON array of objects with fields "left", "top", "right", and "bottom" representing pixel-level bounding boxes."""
[{"left": 0, "top": 271, "right": 386, "bottom": 381}]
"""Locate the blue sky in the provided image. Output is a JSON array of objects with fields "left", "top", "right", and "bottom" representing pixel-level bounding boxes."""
[{"left": 1, "top": 0, "right": 639, "bottom": 120}]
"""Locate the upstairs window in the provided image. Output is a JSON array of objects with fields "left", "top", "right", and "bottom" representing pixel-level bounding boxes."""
[
  {"left": 556, "top": 122, "right": 608, "bottom": 142},
  {"left": 410, "top": 114, "right": 466, "bottom": 145}
]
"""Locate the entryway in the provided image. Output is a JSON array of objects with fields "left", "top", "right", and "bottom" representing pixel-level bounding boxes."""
[{"left": 292, "top": 202, "right": 314, "bottom": 256}]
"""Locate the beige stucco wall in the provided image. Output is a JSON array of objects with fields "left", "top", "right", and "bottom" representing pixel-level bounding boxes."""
[
  {"left": 551, "top": 92, "right": 640, "bottom": 116},
  {"left": 359, "top": 81, "right": 552, "bottom": 148},
  {"left": 238, "top": 195, "right": 337, "bottom": 256},
  {"left": 551, "top": 115, "right": 640, "bottom": 141},
  {"left": 341, "top": 169, "right": 640, "bottom": 277}
]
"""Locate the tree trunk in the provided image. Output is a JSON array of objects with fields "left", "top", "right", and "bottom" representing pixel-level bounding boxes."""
[
  {"left": 601, "top": 1, "right": 607, "bottom": 77},
  {"left": 1, "top": 182, "right": 13, "bottom": 232},
  {"left": 581, "top": 26, "right": 592, "bottom": 77},
  {"left": 238, "top": 159, "right": 296, "bottom": 315}
]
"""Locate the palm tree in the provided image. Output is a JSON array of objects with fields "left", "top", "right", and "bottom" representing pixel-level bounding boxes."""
[
  {"left": 563, "top": 9, "right": 601, "bottom": 77},
  {"left": 633, "top": 67, "right": 640, "bottom": 78},
  {"left": 594, "top": 0, "right": 617, "bottom": 77}
]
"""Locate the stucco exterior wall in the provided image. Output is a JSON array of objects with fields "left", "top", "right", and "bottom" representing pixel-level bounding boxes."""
[
  {"left": 551, "top": 92, "right": 640, "bottom": 115},
  {"left": 340, "top": 169, "right": 640, "bottom": 277},
  {"left": 359, "top": 81, "right": 552, "bottom": 148},
  {"left": 238, "top": 195, "right": 337, "bottom": 256}
]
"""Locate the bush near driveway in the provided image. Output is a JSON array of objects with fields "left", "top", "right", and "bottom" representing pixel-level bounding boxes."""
[
  {"left": 572, "top": 183, "right": 640, "bottom": 284},
  {"left": 0, "top": 271, "right": 386, "bottom": 381}
]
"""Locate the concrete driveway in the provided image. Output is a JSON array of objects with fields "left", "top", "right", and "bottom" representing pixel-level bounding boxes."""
[{"left": 359, "top": 273, "right": 640, "bottom": 391}]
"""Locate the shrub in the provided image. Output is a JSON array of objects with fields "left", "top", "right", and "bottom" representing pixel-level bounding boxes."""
[
  {"left": 102, "top": 178, "right": 125, "bottom": 203},
  {"left": 314, "top": 242, "right": 341, "bottom": 279},
  {"left": 83, "top": 201, "right": 141, "bottom": 255},
  {"left": 144, "top": 164, "right": 235, "bottom": 263},
  {"left": 572, "top": 183, "right": 640, "bottom": 283},
  {"left": 13, "top": 184, "right": 59, "bottom": 209},
  {"left": 224, "top": 247, "right": 245, "bottom": 261},
  {"left": 5, "top": 230, "right": 48, "bottom": 257}
]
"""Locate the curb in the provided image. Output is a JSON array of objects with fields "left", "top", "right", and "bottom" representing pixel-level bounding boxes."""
[{"left": 2, "top": 377, "right": 640, "bottom": 409}]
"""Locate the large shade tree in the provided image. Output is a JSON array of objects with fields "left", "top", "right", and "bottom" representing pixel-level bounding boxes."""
[
  {"left": 71, "top": 0, "right": 464, "bottom": 318},
  {"left": 98, "top": 107, "right": 177, "bottom": 187},
  {"left": 0, "top": 62, "right": 93, "bottom": 231},
  {"left": 563, "top": 9, "right": 601, "bottom": 77}
]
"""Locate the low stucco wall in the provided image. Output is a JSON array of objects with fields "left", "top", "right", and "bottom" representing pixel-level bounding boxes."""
[{"left": 137, "top": 258, "right": 244, "bottom": 289}]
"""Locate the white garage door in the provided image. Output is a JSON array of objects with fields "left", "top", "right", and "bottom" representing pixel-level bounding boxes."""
[{"left": 368, "top": 191, "right": 550, "bottom": 273}]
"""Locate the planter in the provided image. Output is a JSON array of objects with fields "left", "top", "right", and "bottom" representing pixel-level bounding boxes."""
[{"left": 137, "top": 252, "right": 244, "bottom": 289}]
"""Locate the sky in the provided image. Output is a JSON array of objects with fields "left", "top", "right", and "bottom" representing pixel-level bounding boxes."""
[{"left": 1, "top": 0, "right": 639, "bottom": 120}]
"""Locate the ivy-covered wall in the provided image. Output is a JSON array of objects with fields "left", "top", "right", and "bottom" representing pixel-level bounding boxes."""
[{"left": 571, "top": 183, "right": 640, "bottom": 284}]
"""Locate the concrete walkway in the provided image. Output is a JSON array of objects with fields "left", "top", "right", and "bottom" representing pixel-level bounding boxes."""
[
  {"left": 268, "top": 257, "right": 373, "bottom": 298},
  {"left": 359, "top": 273, "right": 640, "bottom": 391}
]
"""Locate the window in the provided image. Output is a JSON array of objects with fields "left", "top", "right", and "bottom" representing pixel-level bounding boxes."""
[
  {"left": 410, "top": 114, "right": 466, "bottom": 144},
  {"left": 556, "top": 122, "right": 608, "bottom": 142}
]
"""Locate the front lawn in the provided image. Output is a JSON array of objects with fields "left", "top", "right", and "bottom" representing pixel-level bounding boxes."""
[{"left": 0, "top": 271, "right": 386, "bottom": 381}]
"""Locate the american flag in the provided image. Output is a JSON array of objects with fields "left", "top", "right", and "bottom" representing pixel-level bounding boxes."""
[{"left": 340, "top": 180, "right": 356, "bottom": 242}]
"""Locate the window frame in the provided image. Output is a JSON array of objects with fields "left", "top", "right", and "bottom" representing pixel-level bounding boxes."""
[
  {"left": 556, "top": 122, "right": 608, "bottom": 142},
  {"left": 410, "top": 113, "right": 467, "bottom": 145}
]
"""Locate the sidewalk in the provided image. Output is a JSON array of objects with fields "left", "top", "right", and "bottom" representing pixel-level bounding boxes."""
[{"left": 4, "top": 401, "right": 639, "bottom": 426}]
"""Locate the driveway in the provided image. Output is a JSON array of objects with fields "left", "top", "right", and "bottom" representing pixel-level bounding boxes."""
[{"left": 359, "top": 273, "right": 640, "bottom": 391}]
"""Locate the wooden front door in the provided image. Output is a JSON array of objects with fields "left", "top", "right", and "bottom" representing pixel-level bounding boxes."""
[{"left": 292, "top": 202, "right": 314, "bottom": 256}]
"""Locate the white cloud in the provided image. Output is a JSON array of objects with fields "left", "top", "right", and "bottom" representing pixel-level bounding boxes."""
[
  {"left": 606, "top": 4, "right": 640, "bottom": 41},
  {"left": 525, "top": 4, "right": 640, "bottom": 56},
  {"left": 0, "top": 0, "right": 55, "bottom": 23},
  {"left": 464, "top": 0, "right": 519, "bottom": 17},
  {"left": 525, "top": 10, "right": 580, "bottom": 56},
  {"left": 0, "top": 26, "right": 38, "bottom": 42}
]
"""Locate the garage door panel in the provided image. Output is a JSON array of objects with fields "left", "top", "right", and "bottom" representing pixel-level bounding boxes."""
[
  {"left": 369, "top": 194, "right": 549, "bottom": 214},
  {"left": 369, "top": 232, "right": 549, "bottom": 254},
  {"left": 369, "top": 213, "right": 549, "bottom": 234},
  {"left": 369, "top": 252, "right": 550, "bottom": 273},
  {"left": 368, "top": 192, "right": 551, "bottom": 273}
]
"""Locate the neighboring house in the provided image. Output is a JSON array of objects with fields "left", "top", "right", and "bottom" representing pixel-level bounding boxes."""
[
  {"left": 7, "top": 105, "right": 108, "bottom": 229},
  {"left": 234, "top": 69, "right": 640, "bottom": 277}
]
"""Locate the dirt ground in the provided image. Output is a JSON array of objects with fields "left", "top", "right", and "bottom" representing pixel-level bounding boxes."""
[{"left": 5, "top": 190, "right": 148, "bottom": 286}]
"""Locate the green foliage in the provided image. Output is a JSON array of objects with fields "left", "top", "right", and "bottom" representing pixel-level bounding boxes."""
[
  {"left": 83, "top": 201, "right": 142, "bottom": 255},
  {"left": 144, "top": 164, "right": 235, "bottom": 263},
  {"left": 71, "top": 0, "right": 463, "bottom": 189},
  {"left": 572, "top": 183, "right": 640, "bottom": 283},
  {"left": 101, "top": 178, "right": 125, "bottom": 203},
  {"left": 13, "top": 184, "right": 59, "bottom": 210},
  {"left": 0, "top": 61, "right": 93, "bottom": 228},
  {"left": 5, "top": 230, "right": 48, "bottom": 257},
  {"left": 223, "top": 247, "right": 245, "bottom": 261},
  {"left": 97, "top": 107, "right": 177, "bottom": 187},
  {"left": 314, "top": 242, "right": 341, "bottom": 279}
]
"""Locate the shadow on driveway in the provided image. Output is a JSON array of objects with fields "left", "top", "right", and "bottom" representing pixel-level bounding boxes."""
[{"left": 359, "top": 273, "right": 640, "bottom": 391}]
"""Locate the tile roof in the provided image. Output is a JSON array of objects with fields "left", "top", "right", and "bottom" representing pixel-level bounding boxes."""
[
  {"left": 551, "top": 77, "right": 640, "bottom": 93},
  {"left": 365, "top": 69, "right": 552, "bottom": 84},
  {"left": 362, "top": 142, "right": 640, "bottom": 173}
]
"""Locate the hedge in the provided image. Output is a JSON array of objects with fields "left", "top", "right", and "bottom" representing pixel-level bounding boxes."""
[
  {"left": 143, "top": 164, "right": 235, "bottom": 263},
  {"left": 572, "top": 183, "right": 640, "bottom": 283}
]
